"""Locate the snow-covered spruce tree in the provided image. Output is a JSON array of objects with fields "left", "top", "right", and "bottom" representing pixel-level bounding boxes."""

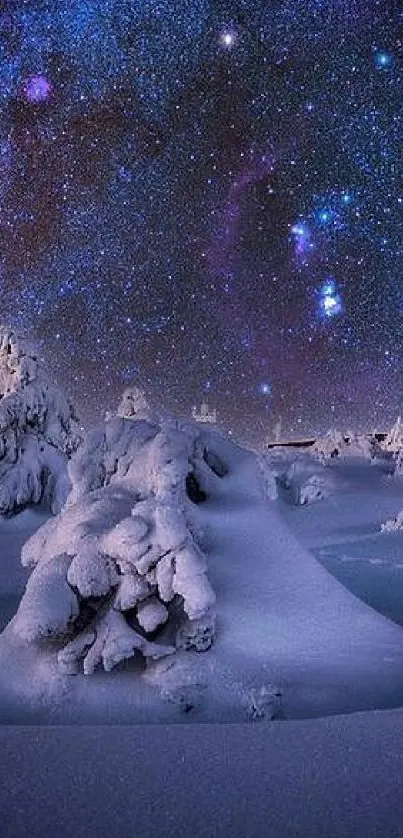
[
  {"left": 383, "top": 416, "right": 403, "bottom": 453},
  {"left": 0, "top": 326, "right": 81, "bottom": 515},
  {"left": 13, "top": 407, "right": 227, "bottom": 675},
  {"left": 117, "top": 385, "right": 157, "bottom": 422}
]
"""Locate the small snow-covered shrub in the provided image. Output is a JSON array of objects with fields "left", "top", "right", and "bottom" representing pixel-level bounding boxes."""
[
  {"left": 282, "top": 457, "right": 333, "bottom": 505},
  {"left": 15, "top": 414, "right": 232, "bottom": 676},
  {"left": 0, "top": 326, "right": 80, "bottom": 515},
  {"left": 381, "top": 510, "right": 403, "bottom": 533}
]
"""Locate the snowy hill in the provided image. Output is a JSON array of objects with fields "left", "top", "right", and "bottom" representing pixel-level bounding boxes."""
[{"left": 1, "top": 419, "right": 403, "bottom": 723}]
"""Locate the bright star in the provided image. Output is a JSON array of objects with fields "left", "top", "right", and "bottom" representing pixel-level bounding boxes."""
[
  {"left": 258, "top": 383, "right": 272, "bottom": 396},
  {"left": 317, "top": 209, "right": 332, "bottom": 225},
  {"left": 220, "top": 29, "right": 237, "bottom": 49},
  {"left": 374, "top": 51, "right": 392, "bottom": 68}
]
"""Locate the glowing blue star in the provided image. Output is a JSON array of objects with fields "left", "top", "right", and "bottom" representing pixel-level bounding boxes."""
[
  {"left": 317, "top": 208, "right": 332, "bottom": 225},
  {"left": 258, "top": 383, "right": 272, "bottom": 396},
  {"left": 374, "top": 51, "right": 392, "bottom": 69},
  {"left": 341, "top": 192, "right": 353, "bottom": 205}
]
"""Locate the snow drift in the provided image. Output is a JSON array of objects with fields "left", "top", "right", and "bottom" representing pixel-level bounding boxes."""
[{"left": 0, "top": 327, "right": 80, "bottom": 516}]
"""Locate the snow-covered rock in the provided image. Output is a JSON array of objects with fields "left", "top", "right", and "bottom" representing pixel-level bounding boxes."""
[
  {"left": 14, "top": 414, "right": 241, "bottom": 675},
  {"left": 0, "top": 326, "right": 81, "bottom": 516}
]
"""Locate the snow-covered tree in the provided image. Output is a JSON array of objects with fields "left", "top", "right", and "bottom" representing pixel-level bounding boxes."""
[
  {"left": 313, "top": 429, "right": 376, "bottom": 461},
  {"left": 313, "top": 429, "right": 347, "bottom": 460},
  {"left": 117, "top": 386, "right": 157, "bottom": 422},
  {"left": 383, "top": 417, "right": 403, "bottom": 453},
  {"left": 13, "top": 413, "right": 228, "bottom": 675},
  {"left": 0, "top": 326, "right": 81, "bottom": 515}
]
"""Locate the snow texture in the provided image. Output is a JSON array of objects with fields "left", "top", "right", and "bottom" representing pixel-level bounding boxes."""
[
  {"left": 0, "top": 326, "right": 80, "bottom": 516},
  {"left": 2, "top": 714, "right": 403, "bottom": 838},
  {"left": 13, "top": 413, "right": 233, "bottom": 675}
]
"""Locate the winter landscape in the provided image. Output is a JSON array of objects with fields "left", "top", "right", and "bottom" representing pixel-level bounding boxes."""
[
  {"left": 1, "top": 1, "right": 401, "bottom": 835},
  {"left": 2, "top": 327, "right": 403, "bottom": 835}
]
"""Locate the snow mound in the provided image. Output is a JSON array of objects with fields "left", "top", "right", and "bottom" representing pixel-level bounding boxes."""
[
  {"left": 281, "top": 456, "right": 334, "bottom": 505},
  {"left": 14, "top": 415, "right": 242, "bottom": 675},
  {"left": 0, "top": 326, "right": 80, "bottom": 516}
]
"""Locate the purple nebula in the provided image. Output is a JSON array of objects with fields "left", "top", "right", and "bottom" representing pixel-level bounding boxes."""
[{"left": 24, "top": 74, "right": 53, "bottom": 104}]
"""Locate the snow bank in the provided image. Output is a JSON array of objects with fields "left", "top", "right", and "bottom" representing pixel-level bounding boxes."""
[{"left": 0, "top": 326, "right": 80, "bottom": 516}]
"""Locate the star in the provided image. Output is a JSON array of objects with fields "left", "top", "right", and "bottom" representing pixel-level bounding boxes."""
[
  {"left": 374, "top": 51, "right": 393, "bottom": 69},
  {"left": 220, "top": 29, "right": 237, "bottom": 49}
]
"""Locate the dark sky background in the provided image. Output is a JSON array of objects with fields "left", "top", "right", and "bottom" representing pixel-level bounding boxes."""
[{"left": 0, "top": 0, "right": 401, "bottom": 444}]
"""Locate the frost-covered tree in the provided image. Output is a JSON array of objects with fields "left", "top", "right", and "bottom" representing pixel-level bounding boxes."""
[
  {"left": 313, "top": 429, "right": 347, "bottom": 460},
  {"left": 13, "top": 413, "right": 228, "bottom": 675},
  {"left": 314, "top": 429, "right": 378, "bottom": 462},
  {"left": 0, "top": 326, "right": 81, "bottom": 515},
  {"left": 117, "top": 386, "right": 157, "bottom": 422},
  {"left": 383, "top": 417, "right": 403, "bottom": 453}
]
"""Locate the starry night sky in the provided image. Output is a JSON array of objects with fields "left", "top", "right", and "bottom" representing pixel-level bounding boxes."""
[{"left": 0, "top": 0, "right": 401, "bottom": 444}]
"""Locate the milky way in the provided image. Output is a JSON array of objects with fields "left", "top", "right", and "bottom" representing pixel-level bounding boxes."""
[{"left": 0, "top": 0, "right": 401, "bottom": 443}]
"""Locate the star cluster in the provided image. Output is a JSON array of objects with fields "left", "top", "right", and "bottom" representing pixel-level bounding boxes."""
[{"left": 0, "top": 0, "right": 401, "bottom": 443}]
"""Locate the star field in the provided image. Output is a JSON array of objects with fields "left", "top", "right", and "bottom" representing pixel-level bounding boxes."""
[{"left": 0, "top": 0, "right": 401, "bottom": 443}]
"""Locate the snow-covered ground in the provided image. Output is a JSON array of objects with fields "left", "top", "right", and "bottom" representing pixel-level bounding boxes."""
[
  {"left": 276, "top": 455, "right": 403, "bottom": 627},
  {"left": 2, "top": 438, "right": 403, "bottom": 836},
  {"left": 2, "top": 711, "right": 403, "bottom": 838},
  {"left": 2, "top": 436, "right": 403, "bottom": 723}
]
